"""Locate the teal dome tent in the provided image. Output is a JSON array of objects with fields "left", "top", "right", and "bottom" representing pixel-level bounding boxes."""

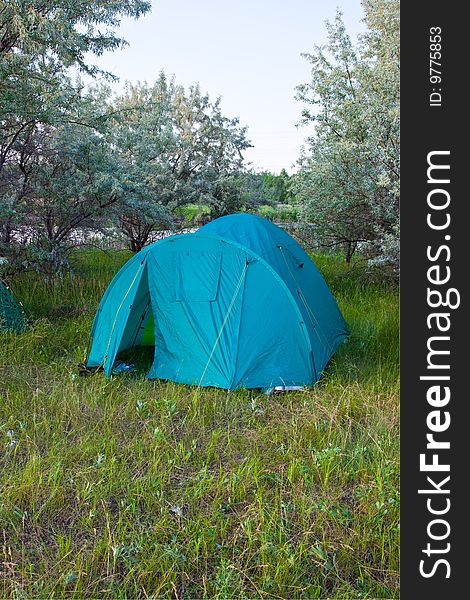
[{"left": 86, "top": 214, "right": 348, "bottom": 389}]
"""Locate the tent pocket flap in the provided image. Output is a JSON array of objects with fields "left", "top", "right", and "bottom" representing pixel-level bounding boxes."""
[{"left": 172, "top": 250, "right": 222, "bottom": 302}]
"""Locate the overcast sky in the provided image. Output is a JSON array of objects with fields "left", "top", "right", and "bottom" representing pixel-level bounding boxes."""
[{"left": 89, "top": 0, "right": 365, "bottom": 174}]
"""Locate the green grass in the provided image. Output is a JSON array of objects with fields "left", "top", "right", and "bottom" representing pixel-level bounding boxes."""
[{"left": 0, "top": 250, "right": 399, "bottom": 599}]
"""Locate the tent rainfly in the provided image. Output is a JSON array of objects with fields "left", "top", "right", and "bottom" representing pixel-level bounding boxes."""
[{"left": 86, "top": 213, "right": 349, "bottom": 389}]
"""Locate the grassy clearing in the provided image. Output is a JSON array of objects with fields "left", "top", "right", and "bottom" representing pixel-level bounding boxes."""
[{"left": 0, "top": 250, "right": 399, "bottom": 599}]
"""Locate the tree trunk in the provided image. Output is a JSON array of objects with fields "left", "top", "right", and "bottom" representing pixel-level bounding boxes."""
[{"left": 345, "top": 241, "right": 357, "bottom": 263}]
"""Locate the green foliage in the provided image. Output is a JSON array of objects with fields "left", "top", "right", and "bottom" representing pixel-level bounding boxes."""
[
  {"left": 294, "top": 1, "right": 399, "bottom": 268},
  {"left": 0, "top": 0, "right": 151, "bottom": 271},
  {"left": 261, "top": 169, "right": 293, "bottom": 204},
  {"left": 1, "top": 61, "right": 251, "bottom": 266},
  {"left": 0, "top": 81, "right": 131, "bottom": 274},
  {"left": 238, "top": 169, "right": 294, "bottom": 208},
  {"left": 0, "top": 280, "right": 26, "bottom": 332},
  {"left": 0, "top": 249, "right": 399, "bottom": 598},
  {"left": 111, "top": 75, "right": 251, "bottom": 247},
  {"left": 175, "top": 204, "right": 211, "bottom": 225},
  {"left": 257, "top": 205, "right": 277, "bottom": 220},
  {"left": 0, "top": 0, "right": 151, "bottom": 177},
  {"left": 257, "top": 203, "right": 299, "bottom": 223}
]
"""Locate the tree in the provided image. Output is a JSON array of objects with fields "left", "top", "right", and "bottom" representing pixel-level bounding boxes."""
[
  {"left": 110, "top": 74, "right": 251, "bottom": 250},
  {"left": 234, "top": 169, "right": 292, "bottom": 209},
  {"left": 0, "top": 0, "right": 151, "bottom": 271},
  {"left": 261, "top": 169, "right": 293, "bottom": 205},
  {"left": 294, "top": 0, "right": 399, "bottom": 268},
  {"left": 0, "top": 0, "right": 151, "bottom": 176},
  {"left": 109, "top": 75, "right": 179, "bottom": 251},
  {"left": 1, "top": 84, "right": 130, "bottom": 273}
]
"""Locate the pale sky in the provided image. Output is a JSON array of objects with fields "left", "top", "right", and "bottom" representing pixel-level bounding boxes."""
[{"left": 89, "top": 0, "right": 365, "bottom": 174}]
